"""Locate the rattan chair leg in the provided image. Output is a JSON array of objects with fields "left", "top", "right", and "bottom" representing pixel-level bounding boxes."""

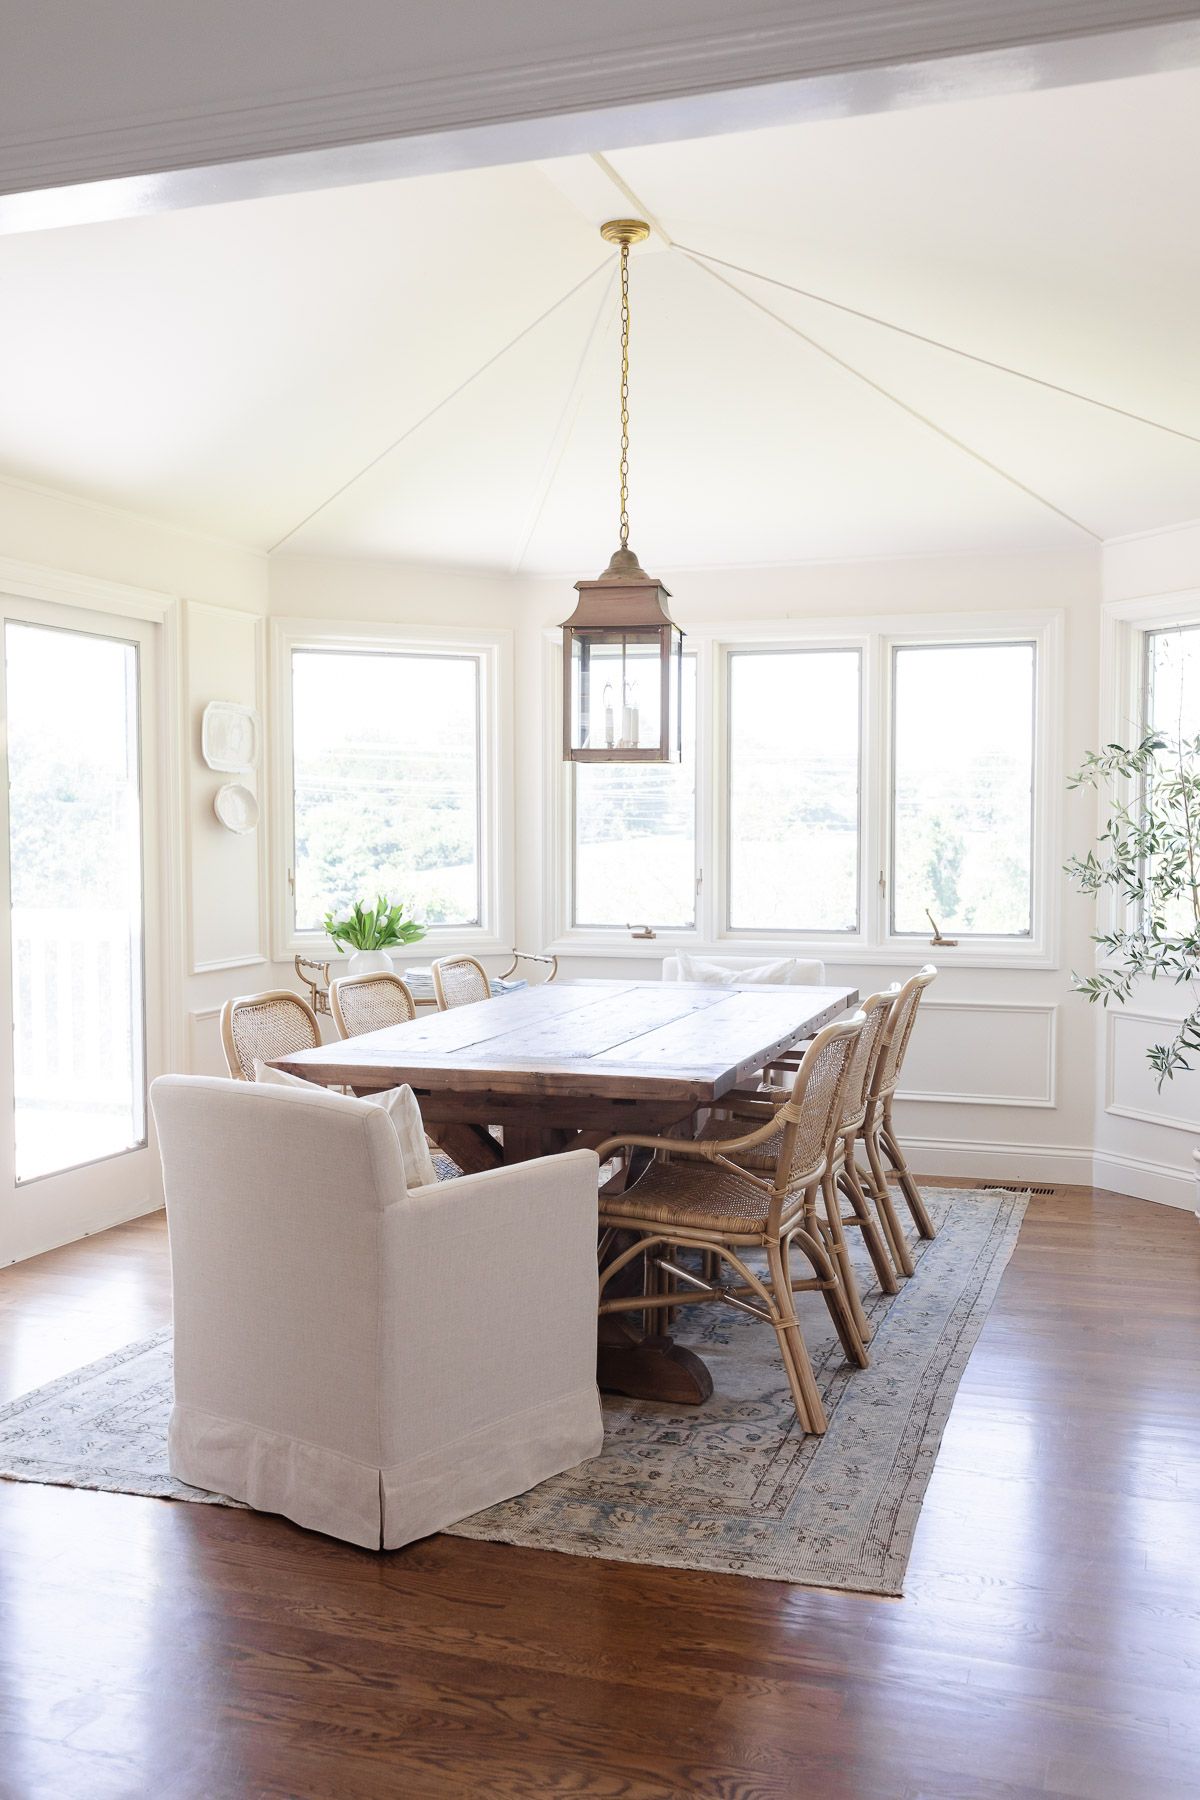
[
  {"left": 862, "top": 1119, "right": 916, "bottom": 1278},
  {"left": 766, "top": 1239, "right": 825, "bottom": 1433},
  {"left": 837, "top": 1157, "right": 900, "bottom": 1296},
  {"left": 820, "top": 1170, "right": 873, "bottom": 1345},
  {"left": 788, "top": 1221, "right": 869, "bottom": 1370},
  {"left": 881, "top": 1099, "right": 936, "bottom": 1239}
]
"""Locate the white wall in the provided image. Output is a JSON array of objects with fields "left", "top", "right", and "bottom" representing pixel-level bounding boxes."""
[
  {"left": 517, "top": 548, "right": 1105, "bottom": 1187},
  {"left": 1094, "top": 522, "right": 1200, "bottom": 1210},
  {"left": 6, "top": 490, "right": 1191, "bottom": 1235}
]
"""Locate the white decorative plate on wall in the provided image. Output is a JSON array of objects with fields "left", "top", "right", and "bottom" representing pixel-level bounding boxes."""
[
  {"left": 213, "top": 783, "right": 259, "bottom": 834},
  {"left": 202, "top": 701, "right": 259, "bottom": 771}
]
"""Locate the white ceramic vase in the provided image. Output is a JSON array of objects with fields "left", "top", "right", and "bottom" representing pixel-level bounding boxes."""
[{"left": 347, "top": 948, "right": 393, "bottom": 978}]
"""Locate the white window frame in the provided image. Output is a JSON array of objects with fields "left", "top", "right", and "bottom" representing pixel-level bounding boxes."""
[
  {"left": 270, "top": 618, "right": 513, "bottom": 961},
  {"left": 1097, "top": 588, "right": 1200, "bottom": 958},
  {"left": 545, "top": 608, "right": 1062, "bottom": 969}
]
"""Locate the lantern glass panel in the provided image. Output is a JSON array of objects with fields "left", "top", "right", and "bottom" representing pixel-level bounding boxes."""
[{"left": 569, "top": 628, "right": 666, "bottom": 753}]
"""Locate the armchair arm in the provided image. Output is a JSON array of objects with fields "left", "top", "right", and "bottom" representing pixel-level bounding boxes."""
[{"left": 383, "top": 1148, "right": 602, "bottom": 1469}]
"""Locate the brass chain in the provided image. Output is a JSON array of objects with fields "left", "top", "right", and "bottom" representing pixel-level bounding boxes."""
[{"left": 618, "top": 242, "right": 631, "bottom": 549}]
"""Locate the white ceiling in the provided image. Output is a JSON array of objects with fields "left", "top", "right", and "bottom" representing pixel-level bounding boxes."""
[{"left": 1, "top": 64, "right": 1198, "bottom": 572}]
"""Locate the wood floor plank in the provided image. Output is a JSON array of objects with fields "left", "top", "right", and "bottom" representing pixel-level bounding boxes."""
[{"left": 0, "top": 1188, "right": 1197, "bottom": 1798}]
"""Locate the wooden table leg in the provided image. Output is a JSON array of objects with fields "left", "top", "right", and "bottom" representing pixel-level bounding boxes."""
[
  {"left": 429, "top": 1123, "right": 503, "bottom": 1175},
  {"left": 596, "top": 1230, "right": 714, "bottom": 1406}
]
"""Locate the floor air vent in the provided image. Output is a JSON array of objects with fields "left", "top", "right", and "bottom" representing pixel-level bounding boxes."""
[{"left": 974, "top": 1181, "right": 1057, "bottom": 1196}]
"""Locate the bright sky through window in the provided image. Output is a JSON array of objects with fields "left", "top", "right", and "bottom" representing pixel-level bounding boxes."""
[
  {"left": 892, "top": 642, "right": 1035, "bottom": 937},
  {"left": 573, "top": 657, "right": 697, "bottom": 929},
  {"left": 291, "top": 649, "right": 481, "bottom": 933},
  {"left": 728, "top": 649, "right": 860, "bottom": 932}
]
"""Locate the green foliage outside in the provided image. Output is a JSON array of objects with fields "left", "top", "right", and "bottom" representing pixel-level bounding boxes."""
[{"left": 294, "top": 738, "right": 479, "bottom": 932}]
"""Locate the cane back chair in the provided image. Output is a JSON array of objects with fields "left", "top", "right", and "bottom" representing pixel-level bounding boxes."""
[
  {"left": 595, "top": 1014, "right": 867, "bottom": 1435},
  {"left": 329, "top": 970, "right": 417, "bottom": 1039},
  {"left": 721, "top": 987, "right": 902, "bottom": 1343},
  {"left": 855, "top": 964, "right": 938, "bottom": 1276},
  {"left": 220, "top": 990, "right": 321, "bottom": 1082},
  {"left": 431, "top": 954, "right": 491, "bottom": 1011}
]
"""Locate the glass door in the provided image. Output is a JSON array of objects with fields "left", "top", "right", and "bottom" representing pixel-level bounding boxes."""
[{"left": 0, "top": 596, "right": 162, "bottom": 1266}]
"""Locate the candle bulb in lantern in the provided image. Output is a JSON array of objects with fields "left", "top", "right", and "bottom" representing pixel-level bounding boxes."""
[
  {"left": 603, "top": 682, "right": 615, "bottom": 748},
  {"left": 622, "top": 681, "right": 639, "bottom": 748}
]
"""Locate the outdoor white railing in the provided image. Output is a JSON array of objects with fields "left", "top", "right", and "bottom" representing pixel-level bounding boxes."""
[{"left": 10, "top": 906, "right": 142, "bottom": 1108}]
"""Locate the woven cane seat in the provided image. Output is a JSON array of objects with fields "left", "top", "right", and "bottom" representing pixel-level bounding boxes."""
[{"left": 600, "top": 1156, "right": 805, "bottom": 1236}]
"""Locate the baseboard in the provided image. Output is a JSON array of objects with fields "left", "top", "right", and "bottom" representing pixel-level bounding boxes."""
[
  {"left": 4, "top": 1196, "right": 165, "bottom": 1268},
  {"left": 908, "top": 1135, "right": 1197, "bottom": 1215},
  {"left": 906, "top": 1137, "right": 1095, "bottom": 1188},
  {"left": 1092, "top": 1150, "right": 1198, "bottom": 1214}
]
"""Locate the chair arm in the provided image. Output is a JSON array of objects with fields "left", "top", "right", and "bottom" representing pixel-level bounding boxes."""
[
  {"left": 594, "top": 1131, "right": 721, "bottom": 1163},
  {"left": 405, "top": 1146, "right": 598, "bottom": 1208},
  {"left": 385, "top": 1149, "right": 601, "bottom": 1464},
  {"left": 498, "top": 949, "right": 559, "bottom": 983}
]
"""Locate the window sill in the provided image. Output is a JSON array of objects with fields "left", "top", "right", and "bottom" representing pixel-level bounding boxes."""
[
  {"left": 279, "top": 926, "right": 513, "bottom": 964},
  {"left": 545, "top": 932, "right": 1060, "bottom": 972}
]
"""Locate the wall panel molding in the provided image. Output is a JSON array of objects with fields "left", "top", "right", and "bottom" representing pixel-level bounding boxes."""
[
  {"left": 1105, "top": 1007, "right": 1200, "bottom": 1133},
  {"left": 897, "top": 999, "right": 1058, "bottom": 1108},
  {"left": 187, "top": 1005, "right": 224, "bottom": 1076}
]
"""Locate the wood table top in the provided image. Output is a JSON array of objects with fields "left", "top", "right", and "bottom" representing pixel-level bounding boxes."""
[{"left": 271, "top": 979, "right": 859, "bottom": 1104}]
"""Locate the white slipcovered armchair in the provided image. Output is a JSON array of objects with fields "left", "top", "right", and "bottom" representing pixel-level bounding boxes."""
[
  {"left": 661, "top": 952, "right": 826, "bottom": 984},
  {"left": 150, "top": 1075, "right": 603, "bottom": 1550}
]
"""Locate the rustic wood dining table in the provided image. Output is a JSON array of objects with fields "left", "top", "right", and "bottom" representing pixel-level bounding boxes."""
[{"left": 271, "top": 978, "right": 858, "bottom": 1404}]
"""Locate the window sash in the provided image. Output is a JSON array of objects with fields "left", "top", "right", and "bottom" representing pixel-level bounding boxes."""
[
  {"left": 887, "top": 639, "right": 1037, "bottom": 941},
  {"left": 569, "top": 652, "right": 699, "bottom": 931},
  {"left": 272, "top": 620, "right": 510, "bottom": 960},
  {"left": 724, "top": 645, "right": 862, "bottom": 936},
  {"left": 289, "top": 646, "right": 484, "bottom": 936}
]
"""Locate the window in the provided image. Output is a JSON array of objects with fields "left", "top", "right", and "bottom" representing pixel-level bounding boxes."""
[
  {"left": 551, "top": 610, "right": 1056, "bottom": 962},
  {"left": 1143, "top": 622, "right": 1200, "bottom": 937},
  {"left": 727, "top": 648, "right": 860, "bottom": 933},
  {"left": 1146, "top": 622, "right": 1200, "bottom": 741},
  {"left": 890, "top": 642, "right": 1035, "bottom": 938},
  {"left": 287, "top": 644, "right": 486, "bottom": 939},
  {"left": 572, "top": 655, "right": 697, "bottom": 929},
  {"left": 5, "top": 622, "right": 146, "bottom": 1181}
]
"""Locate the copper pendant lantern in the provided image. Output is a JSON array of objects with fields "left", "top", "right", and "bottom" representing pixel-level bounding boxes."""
[{"left": 562, "top": 220, "right": 683, "bottom": 763}]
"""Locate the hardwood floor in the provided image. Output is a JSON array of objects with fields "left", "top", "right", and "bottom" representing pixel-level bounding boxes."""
[{"left": 0, "top": 1189, "right": 1198, "bottom": 1799}]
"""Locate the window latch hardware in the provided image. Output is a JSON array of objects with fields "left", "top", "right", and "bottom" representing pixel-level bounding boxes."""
[
  {"left": 925, "top": 908, "right": 958, "bottom": 947},
  {"left": 628, "top": 923, "right": 657, "bottom": 940}
]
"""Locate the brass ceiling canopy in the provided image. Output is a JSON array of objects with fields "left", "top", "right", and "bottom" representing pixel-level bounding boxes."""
[{"left": 599, "top": 219, "right": 651, "bottom": 248}]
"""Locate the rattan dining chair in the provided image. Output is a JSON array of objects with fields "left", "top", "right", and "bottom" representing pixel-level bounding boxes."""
[
  {"left": 329, "top": 970, "right": 417, "bottom": 1039},
  {"left": 855, "top": 964, "right": 939, "bottom": 1276},
  {"left": 595, "top": 1014, "right": 867, "bottom": 1435},
  {"left": 431, "top": 954, "right": 492, "bottom": 1010},
  {"left": 724, "top": 987, "right": 901, "bottom": 1346},
  {"left": 220, "top": 990, "right": 322, "bottom": 1082}
]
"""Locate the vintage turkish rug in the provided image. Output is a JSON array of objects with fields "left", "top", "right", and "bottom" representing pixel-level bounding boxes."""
[{"left": 0, "top": 1185, "right": 1027, "bottom": 1594}]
